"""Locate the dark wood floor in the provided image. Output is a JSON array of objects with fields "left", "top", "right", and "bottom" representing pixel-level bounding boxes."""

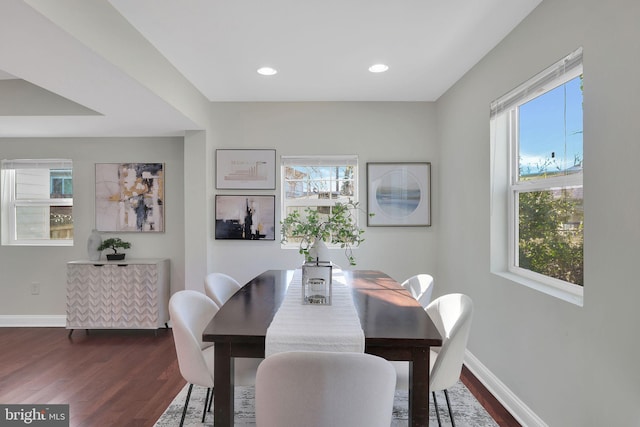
[
  {"left": 0, "top": 328, "right": 184, "bottom": 427},
  {"left": 460, "top": 365, "right": 520, "bottom": 426},
  {"left": 0, "top": 327, "right": 519, "bottom": 426}
]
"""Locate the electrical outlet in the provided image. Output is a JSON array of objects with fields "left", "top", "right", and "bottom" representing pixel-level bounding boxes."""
[{"left": 30, "top": 282, "right": 40, "bottom": 295}]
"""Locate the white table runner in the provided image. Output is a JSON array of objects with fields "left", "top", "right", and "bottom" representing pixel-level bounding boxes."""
[{"left": 265, "top": 268, "right": 365, "bottom": 357}]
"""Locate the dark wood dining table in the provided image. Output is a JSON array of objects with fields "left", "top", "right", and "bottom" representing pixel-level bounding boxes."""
[{"left": 202, "top": 269, "right": 442, "bottom": 427}]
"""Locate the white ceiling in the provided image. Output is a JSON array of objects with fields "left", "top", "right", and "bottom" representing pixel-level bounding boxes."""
[
  {"left": 109, "top": 0, "right": 541, "bottom": 102},
  {"left": 0, "top": 0, "right": 541, "bottom": 137},
  {"left": 0, "top": 70, "right": 17, "bottom": 80}
]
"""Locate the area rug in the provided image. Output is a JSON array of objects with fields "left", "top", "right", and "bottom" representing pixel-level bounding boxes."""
[{"left": 154, "top": 380, "right": 497, "bottom": 426}]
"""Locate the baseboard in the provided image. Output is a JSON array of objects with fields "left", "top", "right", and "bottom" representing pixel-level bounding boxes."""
[
  {"left": 0, "top": 315, "right": 66, "bottom": 327},
  {"left": 464, "top": 350, "right": 548, "bottom": 427}
]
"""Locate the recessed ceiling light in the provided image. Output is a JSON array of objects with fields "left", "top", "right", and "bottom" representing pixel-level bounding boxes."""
[
  {"left": 257, "top": 67, "right": 277, "bottom": 76},
  {"left": 368, "top": 64, "right": 389, "bottom": 73}
]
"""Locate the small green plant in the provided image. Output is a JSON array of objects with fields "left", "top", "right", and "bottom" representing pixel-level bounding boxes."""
[
  {"left": 281, "top": 200, "right": 373, "bottom": 266},
  {"left": 97, "top": 237, "right": 131, "bottom": 255}
]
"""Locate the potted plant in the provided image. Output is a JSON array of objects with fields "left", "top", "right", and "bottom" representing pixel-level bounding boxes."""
[
  {"left": 98, "top": 237, "right": 131, "bottom": 261},
  {"left": 280, "top": 200, "right": 372, "bottom": 266}
]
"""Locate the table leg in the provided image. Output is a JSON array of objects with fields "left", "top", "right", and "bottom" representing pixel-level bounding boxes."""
[
  {"left": 213, "top": 342, "right": 235, "bottom": 427},
  {"left": 408, "top": 348, "right": 430, "bottom": 427}
]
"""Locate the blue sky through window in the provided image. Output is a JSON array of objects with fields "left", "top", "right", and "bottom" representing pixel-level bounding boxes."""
[{"left": 518, "top": 75, "right": 583, "bottom": 177}]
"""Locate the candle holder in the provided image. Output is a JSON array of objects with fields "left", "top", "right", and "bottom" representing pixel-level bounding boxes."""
[{"left": 301, "top": 261, "right": 332, "bottom": 305}]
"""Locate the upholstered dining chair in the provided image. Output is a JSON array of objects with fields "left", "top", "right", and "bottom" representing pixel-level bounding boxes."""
[
  {"left": 401, "top": 273, "right": 435, "bottom": 308},
  {"left": 426, "top": 293, "right": 474, "bottom": 427},
  {"left": 255, "top": 351, "right": 397, "bottom": 427},
  {"left": 204, "top": 272, "right": 242, "bottom": 307},
  {"left": 169, "top": 290, "right": 217, "bottom": 427}
]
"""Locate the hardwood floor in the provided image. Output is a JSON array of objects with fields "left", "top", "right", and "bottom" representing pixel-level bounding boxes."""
[
  {"left": 0, "top": 327, "right": 519, "bottom": 426},
  {"left": 0, "top": 327, "right": 184, "bottom": 427},
  {"left": 461, "top": 365, "right": 521, "bottom": 427}
]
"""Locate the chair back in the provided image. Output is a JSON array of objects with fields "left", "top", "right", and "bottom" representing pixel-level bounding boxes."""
[
  {"left": 169, "top": 290, "right": 217, "bottom": 387},
  {"left": 204, "top": 273, "right": 241, "bottom": 307},
  {"left": 426, "top": 293, "right": 474, "bottom": 392},
  {"left": 255, "top": 351, "right": 396, "bottom": 427},
  {"left": 401, "top": 274, "right": 435, "bottom": 308}
]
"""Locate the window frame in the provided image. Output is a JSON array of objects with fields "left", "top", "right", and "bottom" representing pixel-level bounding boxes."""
[
  {"left": 490, "top": 48, "right": 584, "bottom": 305},
  {"left": 281, "top": 155, "right": 359, "bottom": 249},
  {"left": 1, "top": 159, "right": 74, "bottom": 247}
]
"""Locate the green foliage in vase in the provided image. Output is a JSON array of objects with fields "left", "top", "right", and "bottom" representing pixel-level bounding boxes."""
[
  {"left": 280, "top": 200, "right": 373, "bottom": 266},
  {"left": 97, "top": 237, "right": 131, "bottom": 255}
]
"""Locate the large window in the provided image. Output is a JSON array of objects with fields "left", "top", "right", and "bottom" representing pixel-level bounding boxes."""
[
  {"left": 490, "top": 48, "right": 583, "bottom": 303},
  {"left": 1, "top": 159, "right": 73, "bottom": 246},
  {"left": 281, "top": 155, "right": 358, "bottom": 247}
]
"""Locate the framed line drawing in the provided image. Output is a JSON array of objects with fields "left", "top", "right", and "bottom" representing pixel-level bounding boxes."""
[
  {"left": 367, "top": 162, "right": 431, "bottom": 227},
  {"left": 95, "top": 163, "right": 164, "bottom": 232},
  {"left": 215, "top": 195, "right": 276, "bottom": 240},
  {"left": 216, "top": 149, "right": 276, "bottom": 189}
]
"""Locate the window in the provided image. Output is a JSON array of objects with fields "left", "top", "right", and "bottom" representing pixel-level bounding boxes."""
[
  {"left": 1, "top": 159, "right": 73, "bottom": 246},
  {"left": 281, "top": 155, "right": 358, "bottom": 247},
  {"left": 490, "top": 48, "right": 583, "bottom": 304}
]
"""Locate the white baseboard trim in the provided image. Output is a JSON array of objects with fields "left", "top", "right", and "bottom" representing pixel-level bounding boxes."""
[
  {"left": 0, "top": 315, "right": 66, "bottom": 327},
  {"left": 464, "top": 350, "right": 548, "bottom": 427}
]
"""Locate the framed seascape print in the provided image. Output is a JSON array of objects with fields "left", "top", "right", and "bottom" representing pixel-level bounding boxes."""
[
  {"left": 95, "top": 163, "right": 164, "bottom": 232},
  {"left": 367, "top": 162, "right": 431, "bottom": 227},
  {"left": 215, "top": 195, "right": 276, "bottom": 240},
  {"left": 216, "top": 149, "right": 276, "bottom": 190}
]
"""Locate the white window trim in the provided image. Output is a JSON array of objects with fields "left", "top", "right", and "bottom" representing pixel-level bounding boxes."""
[
  {"left": 1, "top": 159, "right": 73, "bottom": 247},
  {"left": 281, "top": 155, "right": 359, "bottom": 249},
  {"left": 490, "top": 48, "right": 584, "bottom": 306}
]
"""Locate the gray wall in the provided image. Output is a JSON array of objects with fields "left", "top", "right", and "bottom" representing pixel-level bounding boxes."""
[
  {"left": 0, "top": 103, "right": 439, "bottom": 317},
  {"left": 0, "top": 137, "right": 185, "bottom": 319},
  {"left": 436, "top": 0, "right": 640, "bottom": 425},
  {"left": 3, "top": 0, "right": 640, "bottom": 423},
  {"left": 206, "top": 102, "right": 439, "bottom": 286}
]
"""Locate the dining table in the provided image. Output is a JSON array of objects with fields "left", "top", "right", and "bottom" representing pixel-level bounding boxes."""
[{"left": 202, "top": 269, "right": 443, "bottom": 427}]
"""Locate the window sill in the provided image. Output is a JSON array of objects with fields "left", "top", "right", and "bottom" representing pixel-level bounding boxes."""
[
  {"left": 2, "top": 240, "right": 73, "bottom": 247},
  {"left": 492, "top": 271, "right": 583, "bottom": 307}
]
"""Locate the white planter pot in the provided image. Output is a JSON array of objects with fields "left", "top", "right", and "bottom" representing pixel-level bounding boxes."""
[{"left": 307, "top": 237, "right": 330, "bottom": 264}]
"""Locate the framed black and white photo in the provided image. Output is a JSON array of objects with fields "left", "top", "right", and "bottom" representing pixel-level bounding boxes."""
[
  {"left": 215, "top": 195, "right": 276, "bottom": 240},
  {"left": 367, "top": 162, "right": 431, "bottom": 226},
  {"left": 216, "top": 149, "right": 276, "bottom": 189}
]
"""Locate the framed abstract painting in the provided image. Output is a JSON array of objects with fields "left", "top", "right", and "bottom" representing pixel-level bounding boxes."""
[
  {"left": 95, "top": 163, "right": 164, "bottom": 232},
  {"left": 367, "top": 162, "right": 431, "bottom": 226},
  {"left": 215, "top": 195, "right": 276, "bottom": 240}
]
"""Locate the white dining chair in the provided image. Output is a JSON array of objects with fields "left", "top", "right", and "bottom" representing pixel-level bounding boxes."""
[
  {"left": 401, "top": 273, "right": 435, "bottom": 308},
  {"left": 255, "top": 351, "right": 397, "bottom": 427},
  {"left": 204, "top": 272, "right": 241, "bottom": 307},
  {"left": 169, "top": 290, "right": 217, "bottom": 427},
  {"left": 427, "top": 293, "right": 474, "bottom": 427}
]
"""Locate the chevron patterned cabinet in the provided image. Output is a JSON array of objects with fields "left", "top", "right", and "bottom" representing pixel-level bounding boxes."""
[{"left": 66, "top": 259, "right": 170, "bottom": 333}]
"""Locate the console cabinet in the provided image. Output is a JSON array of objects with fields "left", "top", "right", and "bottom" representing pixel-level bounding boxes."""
[{"left": 66, "top": 258, "right": 170, "bottom": 332}]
